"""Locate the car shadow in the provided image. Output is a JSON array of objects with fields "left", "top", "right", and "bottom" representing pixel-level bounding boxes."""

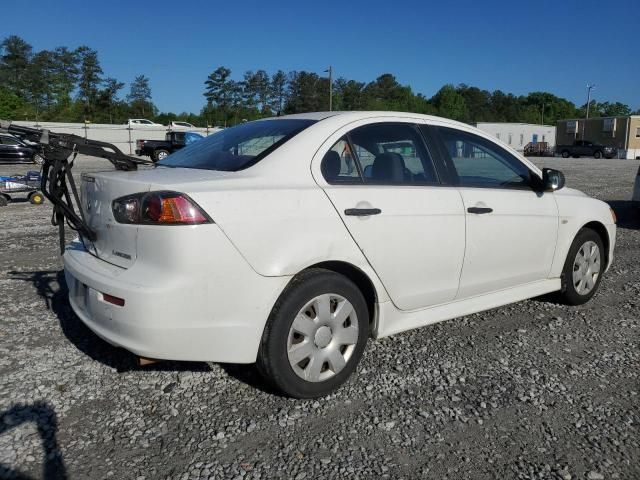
[
  {"left": 219, "top": 363, "right": 283, "bottom": 397},
  {"left": 606, "top": 200, "right": 639, "bottom": 231},
  {"left": 7, "top": 270, "right": 210, "bottom": 374},
  {"left": 0, "top": 402, "right": 67, "bottom": 480}
]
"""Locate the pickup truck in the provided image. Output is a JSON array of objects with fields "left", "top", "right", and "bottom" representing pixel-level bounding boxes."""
[
  {"left": 135, "top": 131, "right": 204, "bottom": 161},
  {"left": 555, "top": 140, "right": 617, "bottom": 159}
]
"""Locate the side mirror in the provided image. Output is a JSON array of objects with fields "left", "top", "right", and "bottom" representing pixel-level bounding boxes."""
[{"left": 541, "top": 168, "right": 565, "bottom": 191}]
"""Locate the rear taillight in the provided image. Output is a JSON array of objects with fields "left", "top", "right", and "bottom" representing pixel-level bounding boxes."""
[{"left": 112, "top": 191, "right": 211, "bottom": 225}]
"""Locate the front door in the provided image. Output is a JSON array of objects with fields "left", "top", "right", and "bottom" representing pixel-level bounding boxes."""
[
  {"left": 316, "top": 122, "right": 466, "bottom": 311},
  {"left": 430, "top": 126, "right": 558, "bottom": 299}
]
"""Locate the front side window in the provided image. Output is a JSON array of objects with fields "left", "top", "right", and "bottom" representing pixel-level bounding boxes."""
[
  {"left": 347, "top": 123, "right": 438, "bottom": 184},
  {"left": 436, "top": 127, "right": 533, "bottom": 189},
  {"left": 158, "top": 119, "right": 315, "bottom": 171}
]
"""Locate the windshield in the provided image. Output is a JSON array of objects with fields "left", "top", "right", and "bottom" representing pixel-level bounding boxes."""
[{"left": 157, "top": 118, "right": 316, "bottom": 171}]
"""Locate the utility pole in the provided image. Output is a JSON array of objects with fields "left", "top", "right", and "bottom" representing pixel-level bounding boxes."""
[
  {"left": 325, "top": 66, "right": 333, "bottom": 111},
  {"left": 586, "top": 83, "right": 595, "bottom": 119},
  {"left": 541, "top": 102, "right": 545, "bottom": 125},
  {"left": 584, "top": 83, "right": 596, "bottom": 139}
]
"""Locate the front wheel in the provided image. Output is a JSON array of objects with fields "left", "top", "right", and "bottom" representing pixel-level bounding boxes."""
[
  {"left": 556, "top": 228, "right": 604, "bottom": 305},
  {"left": 257, "top": 269, "right": 369, "bottom": 398},
  {"left": 594, "top": 150, "right": 602, "bottom": 159},
  {"left": 561, "top": 150, "right": 570, "bottom": 158},
  {"left": 32, "top": 153, "right": 44, "bottom": 165}
]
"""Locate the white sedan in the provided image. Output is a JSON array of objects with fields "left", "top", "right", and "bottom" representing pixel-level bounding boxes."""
[{"left": 65, "top": 111, "right": 616, "bottom": 398}]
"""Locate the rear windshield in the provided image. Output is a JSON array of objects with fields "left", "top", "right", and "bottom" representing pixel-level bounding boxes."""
[{"left": 157, "top": 119, "right": 316, "bottom": 171}]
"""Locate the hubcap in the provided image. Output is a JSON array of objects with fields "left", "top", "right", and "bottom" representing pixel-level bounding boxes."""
[
  {"left": 287, "top": 293, "right": 359, "bottom": 383},
  {"left": 157, "top": 151, "right": 168, "bottom": 160},
  {"left": 572, "top": 240, "right": 601, "bottom": 295}
]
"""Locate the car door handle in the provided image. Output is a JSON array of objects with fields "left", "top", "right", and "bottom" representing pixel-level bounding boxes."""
[
  {"left": 344, "top": 208, "right": 382, "bottom": 216},
  {"left": 467, "top": 207, "right": 493, "bottom": 214}
]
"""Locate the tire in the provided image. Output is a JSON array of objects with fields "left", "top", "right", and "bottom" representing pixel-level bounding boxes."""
[
  {"left": 556, "top": 228, "right": 605, "bottom": 305},
  {"left": 153, "top": 149, "right": 170, "bottom": 162},
  {"left": 257, "top": 268, "right": 369, "bottom": 398},
  {"left": 32, "top": 153, "right": 44, "bottom": 165},
  {"left": 561, "top": 150, "right": 570, "bottom": 158},
  {"left": 0, "top": 195, "right": 8, "bottom": 207},
  {"left": 29, "top": 191, "right": 44, "bottom": 205},
  {"left": 593, "top": 150, "right": 602, "bottom": 159}
]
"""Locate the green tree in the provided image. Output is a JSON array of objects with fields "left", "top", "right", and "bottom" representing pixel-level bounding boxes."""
[
  {"left": 269, "top": 70, "right": 287, "bottom": 114},
  {"left": 0, "top": 35, "right": 33, "bottom": 97},
  {"left": 127, "top": 74, "right": 153, "bottom": 117},
  {"left": 432, "top": 84, "right": 468, "bottom": 121},
  {"left": 600, "top": 101, "right": 631, "bottom": 117},
  {"left": 334, "top": 78, "right": 366, "bottom": 110},
  {"left": 98, "top": 77, "right": 125, "bottom": 123},
  {"left": 50, "top": 46, "right": 79, "bottom": 105},
  {"left": 76, "top": 46, "right": 103, "bottom": 118},
  {"left": 0, "top": 87, "right": 26, "bottom": 119},
  {"left": 25, "top": 50, "right": 56, "bottom": 119},
  {"left": 285, "top": 71, "right": 328, "bottom": 113},
  {"left": 363, "top": 74, "right": 413, "bottom": 110}
]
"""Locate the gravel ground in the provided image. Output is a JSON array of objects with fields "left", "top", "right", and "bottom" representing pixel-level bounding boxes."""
[{"left": 1, "top": 156, "right": 639, "bottom": 480}]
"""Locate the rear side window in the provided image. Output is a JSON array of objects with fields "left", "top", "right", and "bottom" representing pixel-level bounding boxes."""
[
  {"left": 435, "top": 126, "right": 532, "bottom": 188},
  {"left": 1, "top": 136, "right": 20, "bottom": 145},
  {"left": 158, "top": 119, "right": 315, "bottom": 171},
  {"left": 349, "top": 123, "right": 438, "bottom": 185},
  {"left": 321, "top": 138, "right": 361, "bottom": 183}
]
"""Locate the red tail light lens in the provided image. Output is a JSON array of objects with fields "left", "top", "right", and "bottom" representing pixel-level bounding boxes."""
[
  {"left": 113, "top": 191, "right": 211, "bottom": 225},
  {"left": 142, "top": 193, "right": 209, "bottom": 224}
]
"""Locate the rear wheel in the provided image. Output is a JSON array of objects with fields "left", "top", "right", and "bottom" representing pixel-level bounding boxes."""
[
  {"left": 153, "top": 149, "right": 170, "bottom": 162},
  {"left": 561, "top": 150, "right": 570, "bottom": 158},
  {"left": 257, "top": 269, "right": 369, "bottom": 398},
  {"left": 29, "top": 191, "right": 44, "bottom": 205},
  {"left": 32, "top": 153, "right": 44, "bottom": 165},
  {"left": 0, "top": 195, "right": 8, "bottom": 207},
  {"left": 556, "top": 228, "right": 604, "bottom": 305}
]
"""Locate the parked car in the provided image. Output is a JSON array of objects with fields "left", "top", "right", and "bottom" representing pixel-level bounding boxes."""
[
  {"left": 523, "top": 141, "right": 553, "bottom": 157},
  {"left": 170, "top": 121, "right": 197, "bottom": 129},
  {"left": 66, "top": 112, "right": 616, "bottom": 398},
  {"left": 0, "top": 134, "right": 44, "bottom": 164},
  {"left": 125, "top": 119, "right": 164, "bottom": 128},
  {"left": 556, "top": 140, "right": 617, "bottom": 159},
  {"left": 135, "top": 131, "right": 204, "bottom": 161}
]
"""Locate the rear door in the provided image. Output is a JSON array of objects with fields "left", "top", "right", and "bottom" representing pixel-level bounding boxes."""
[
  {"left": 315, "top": 122, "right": 466, "bottom": 311},
  {"left": 427, "top": 125, "right": 558, "bottom": 298}
]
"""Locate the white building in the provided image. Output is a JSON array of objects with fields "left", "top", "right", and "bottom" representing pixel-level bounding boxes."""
[{"left": 474, "top": 123, "right": 556, "bottom": 152}]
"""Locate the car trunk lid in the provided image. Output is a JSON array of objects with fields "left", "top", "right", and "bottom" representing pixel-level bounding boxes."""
[
  {"left": 78, "top": 167, "right": 237, "bottom": 268},
  {"left": 80, "top": 172, "right": 152, "bottom": 268}
]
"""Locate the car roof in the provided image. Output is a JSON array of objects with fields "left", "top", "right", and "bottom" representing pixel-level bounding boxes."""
[{"left": 270, "top": 111, "right": 470, "bottom": 129}]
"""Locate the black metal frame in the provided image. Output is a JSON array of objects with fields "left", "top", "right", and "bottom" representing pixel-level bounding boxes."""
[{"left": 0, "top": 120, "right": 153, "bottom": 253}]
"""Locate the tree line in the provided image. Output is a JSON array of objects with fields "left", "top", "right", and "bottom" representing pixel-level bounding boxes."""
[{"left": 1, "top": 35, "right": 637, "bottom": 127}]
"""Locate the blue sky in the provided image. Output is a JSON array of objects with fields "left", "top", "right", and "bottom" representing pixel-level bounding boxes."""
[{"left": 3, "top": 0, "right": 639, "bottom": 113}]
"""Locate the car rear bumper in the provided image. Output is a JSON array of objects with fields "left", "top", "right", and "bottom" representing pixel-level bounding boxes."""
[{"left": 63, "top": 228, "right": 291, "bottom": 363}]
